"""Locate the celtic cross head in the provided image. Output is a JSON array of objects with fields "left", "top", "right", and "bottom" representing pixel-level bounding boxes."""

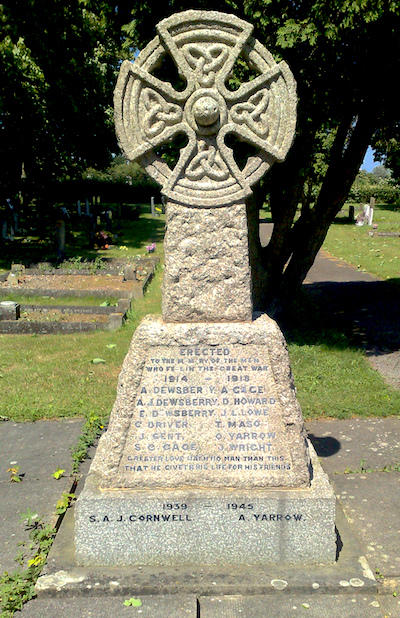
[{"left": 114, "top": 10, "right": 297, "bottom": 207}]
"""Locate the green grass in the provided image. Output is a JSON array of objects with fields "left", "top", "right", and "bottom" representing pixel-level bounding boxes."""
[
  {"left": 0, "top": 207, "right": 165, "bottom": 423},
  {"left": 1, "top": 203, "right": 400, "bottom": 424},
  {"left": 0, "top": 294, "right": 120, "bottom": 306},
  {"left": 0, "top": 268, "right": 161, "bottom": 422},
  {"left": 289, "top": 342, "right": 400, "bottom": 419},
  {"left": 323, "top": 204, "right": 400, "bottom": 281},
  {"left": 0, "top": 206, "right": 166, "bottom": 271}
]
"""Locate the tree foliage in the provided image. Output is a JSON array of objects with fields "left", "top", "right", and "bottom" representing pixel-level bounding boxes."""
[
  {"left": 373, "top": 127, "right": 400, "bottom": 183},
  {"left": 0, "top": 0, "right": 133, "bottom": 200},
  {"left": 83, "top": 156, "right": 157, "bottom": 188},
  {"left": 349, "top": 168, "right": 399, "bottom": 205}
]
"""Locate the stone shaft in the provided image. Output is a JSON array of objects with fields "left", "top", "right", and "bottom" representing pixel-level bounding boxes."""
[{"left": 162, "top": 201, "right": 252, "bottom": 322}]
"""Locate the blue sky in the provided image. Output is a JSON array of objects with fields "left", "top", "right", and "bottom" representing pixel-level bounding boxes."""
[{"left": 361, "top": 146, "right": 376, "bottom": 172}]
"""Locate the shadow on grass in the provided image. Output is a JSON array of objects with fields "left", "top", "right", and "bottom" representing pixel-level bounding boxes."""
[
  {"left": 332, "top": 217, "right": 354, "bottom": 225},
  {"left": 276, "top": 278, "right": 400, "bottom": 355},
  {"left": 117, "top": 216, "right": 165, "bottom": 252}
]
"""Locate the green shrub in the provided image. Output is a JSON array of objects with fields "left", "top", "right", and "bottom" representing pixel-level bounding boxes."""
[{"left": 349, "top": 184, "right": 400, "bottom": 205}]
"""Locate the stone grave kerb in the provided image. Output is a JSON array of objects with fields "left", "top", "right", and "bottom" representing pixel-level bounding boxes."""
[{"left": 114, "top": 9, "right": 297, "bottom": 323}]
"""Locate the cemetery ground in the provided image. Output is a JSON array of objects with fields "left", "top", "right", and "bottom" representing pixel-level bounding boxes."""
[{"left": 1, "top": 201, "right": 400, "bottom": 616}]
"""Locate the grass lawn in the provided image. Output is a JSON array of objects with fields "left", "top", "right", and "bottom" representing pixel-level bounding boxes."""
[
  {"left": 0, "top": 207, "right": 164, "bottom": 423},
  {"left": 1, "top": 202, "right": 399, "bottom": 425},
  {"left": 290, "top": 341, "right": 400, "bottom": 419},
  {"left": 323, "top": 204, "right": 400, "bottom": 281},
  {"left": 0, "top": 267, "right": 162, "bottom": 423},
  {"left": 0, "top": 294, "right": 121, "bottom": 306},
  {"left": 0, "top": 207, "right": 166, "bottom": 271}
]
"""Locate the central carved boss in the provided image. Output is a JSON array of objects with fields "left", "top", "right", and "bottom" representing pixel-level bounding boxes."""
[{"left": 115, "top": 10, "right": 297, "bottom": 207}]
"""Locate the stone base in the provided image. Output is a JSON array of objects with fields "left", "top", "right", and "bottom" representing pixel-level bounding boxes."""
[
  {"left": 75, "top": 442, "right": 336, "bottom": 566},
  {"left": 89, "top": 313, "right": 312, "bottom": 489}
]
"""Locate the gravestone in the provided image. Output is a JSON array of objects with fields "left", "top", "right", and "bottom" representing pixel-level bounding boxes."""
[
  {"left": 75, "top": 9, "right": 336, "bottom": 566},
  {"left": 0, "top": 301, "right": 20, "bottom": 320}
]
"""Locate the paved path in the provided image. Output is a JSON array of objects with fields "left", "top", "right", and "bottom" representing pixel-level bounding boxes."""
[
  {"left": 4, "top": 417, "right": 399, "bottom": 617},
  {"left": 259, "top": 221, "right": 379, "bottom": 284},
  {"left": 260, "top": 221, "right": 400, "bottom": 390}
]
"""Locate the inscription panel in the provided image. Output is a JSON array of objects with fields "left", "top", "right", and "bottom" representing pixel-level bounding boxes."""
[{"left": 114, "top": 344, "right": 298, "bottom": 488}]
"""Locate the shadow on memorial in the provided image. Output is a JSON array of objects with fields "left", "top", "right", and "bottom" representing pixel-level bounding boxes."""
[{"left": 276, "top": 278, "right": 400, "bottom": 355}]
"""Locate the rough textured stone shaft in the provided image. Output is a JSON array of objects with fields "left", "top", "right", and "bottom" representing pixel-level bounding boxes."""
[{"left": 162, "top": 201, "right": 252, "bottom": 322}]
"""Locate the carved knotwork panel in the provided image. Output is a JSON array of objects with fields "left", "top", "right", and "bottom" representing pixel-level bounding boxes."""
[{"left": 114, "top": 10, "right": 297, "bottom": 207}]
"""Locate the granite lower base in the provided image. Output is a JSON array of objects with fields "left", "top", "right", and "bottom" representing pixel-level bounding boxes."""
[{"left": 75, "top": 443, "right": 336, "bottom": 566}]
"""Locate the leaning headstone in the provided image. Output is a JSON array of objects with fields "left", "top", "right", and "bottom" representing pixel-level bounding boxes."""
[
  {"left": 75, "top": 9, "right": 336, "bottom": 566},
  {"left": 5, "top": 272, "right": 18, "bottom": 286}
]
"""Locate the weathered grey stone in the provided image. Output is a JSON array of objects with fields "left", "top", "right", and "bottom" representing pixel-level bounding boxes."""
[
  {"left": 162, "top": 202, "right": 252, "bottom": 322},
  {"left": 108, "top": 312, "right": 124, "bottom": 330},
  {"left": 91, "top": 314, "right": 310, "bottom": 489},
  {"left": 123, "top": 265, "right": 135, "bottom": 281},
  {"left": 200, "top": 594, "right": 383, "bottom": 618},
  {"left": 5, "top": 272, "right": 18, "bottom": 286},
  {"left": 11, "top": 263, "right": 25, "bottom": 274},
  {"left": 114, "top": 10, "right": 296, "bottom": 209},
  {"left": 76, "top": 443, "right": 336, "bottom": 566},
  {"left": 0, "top": 300, "right": 20, "bottom": 320},
  {"left": 114, "top": 9, "right": 296, "bottom": 322},
  {"left": 74, "top": 9, "right": 336, "bottom": 569},
  {"left": 117, "top": 298, "right": 131, "bottom": 313}
]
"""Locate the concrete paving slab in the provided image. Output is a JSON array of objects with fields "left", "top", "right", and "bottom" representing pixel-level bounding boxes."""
[
  {"left": 200, "top": 593, "right": 384, "bottom": 617},
  {"left": 330, "top": 471, "right": 400, "bottom": 580},
  {"left": 377, "top": 594, "right": 400, "bottom": 617},
  {"left": 19, "top": 594, "right": 197, "bottom": 617},
  {"left": 0, "top": 419, "right": 83, "bottom": 479},
  {"left": 306, "top": 418, "right": 400, "bottom": 476},
  {"left": 369, "top": 351, "right": 400, "bottom": 391},
  {"left": 0, "top": 419, "right": 83, "bottom": 573}
]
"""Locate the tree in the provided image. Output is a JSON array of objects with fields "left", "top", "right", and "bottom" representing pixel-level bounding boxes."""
[
  {"left": 371, "top": 165, "right": 391, "bottom": 181},
  {"left": 0, "top": 0, "right": 134, "bottom": 201},
  {"left": 373, "top": 126, "right": 400, "bottom": 183},
  {"left": 125, "top": 0, "right": 400, "bottom": 309}
]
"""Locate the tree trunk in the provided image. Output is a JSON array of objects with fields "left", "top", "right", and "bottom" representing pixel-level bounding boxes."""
[{"left": 250, "top": 101, "right": 378, "bottom": 313}]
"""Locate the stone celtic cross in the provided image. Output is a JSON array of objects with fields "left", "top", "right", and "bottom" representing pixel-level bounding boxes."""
[
  {"left": 75, "top": 15, "right": 337, "bottom": 568},
  {"left": 115, "top": 10, "right": 296, "bottom": 322}
]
